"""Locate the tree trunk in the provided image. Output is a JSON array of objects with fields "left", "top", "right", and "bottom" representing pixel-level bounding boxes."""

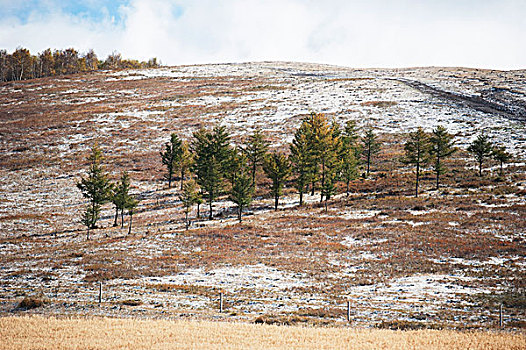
[
  {"left": 299, "top": 189, "right": 303, "bottom": 206},
  {"left": 238, "top": 205, "right": 242, "bottom": 222},
  {"left": 121, "top": 209, "right": 125, "bottom": 228},
  {"left": 435, "top": 157, "right": 440, "bottom": 190},
  {"left": 86, "top": 227, "right": 90, "bottom": 240},
  {"left": 209, "top": 197, "right": 213, "bottom": 220},
  {"left": 113, "top": 207, "right": 119, "bottom": 227},
  {"left": 366, "top": 149, "right": 371, "bottom": 177},
  {"left": 180, "top": 168, "right": 185, "bottom": 191},
  {"left": 310, "top": 180, "right": 315, "bottom": 196},
  {"left": 197, "top": 202, "right": 200, "bottom": 218},
  {"left": 274, "top": 194, "right": 279, "bottom": 211},
  {"left": 252, "top": 162, "right": 257, "bottom": 189},
  {"left": 185, "top": 210, "right": 189, "bottom": 230},
  {"left": 320, "top": 161, "right": 325, "bottom": 203},
  {"left": 346, "top": 180, "right": 350, "bottom": 197},
  {"left": 415, "top": 160, "right": 420, "bottom": 198},
  {"left": 128, "top": 214, "right": 133, "bottom": 235}
]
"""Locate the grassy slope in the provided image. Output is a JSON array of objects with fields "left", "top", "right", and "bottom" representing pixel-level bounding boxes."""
[{"left": 0, "top": 63, "right": 525, "bottom": 328}]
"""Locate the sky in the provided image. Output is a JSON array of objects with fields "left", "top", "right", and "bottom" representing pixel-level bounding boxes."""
[{"left": 0, "top": 0, "right": 525, "bottom": 69}]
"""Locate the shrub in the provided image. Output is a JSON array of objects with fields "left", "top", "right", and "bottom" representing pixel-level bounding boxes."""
[
  {"left": 18, "top": 297, "right": 45, "bottom": 310},
  {"left": 121, "top": 299, "right": 143, "bottom": 306}
]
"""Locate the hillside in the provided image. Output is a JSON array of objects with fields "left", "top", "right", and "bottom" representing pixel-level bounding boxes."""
[{"left": 0, "top": 62, "right": 525, "bottom": 329}]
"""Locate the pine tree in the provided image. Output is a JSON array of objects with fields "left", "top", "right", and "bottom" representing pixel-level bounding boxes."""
[
  {"left": 160, "top": 133, "right": 183, "bottom": 188},
  {"left": 317, "top": 118, "right": 340, "bottom": 203},
  {"left": 340, "top": 121, "right": 360, "bottom": 196},
  {"left": 467, "top": 133, "right": 493, "bottom": 177},
  {"left": 224, "top": 147, "right": 246, "bottom": 185},
  {"left": 290, "top": 122, "right": 313, "bottom": 206},
  {"left": 243, "top": 127, "right": 269, "bottom": 188},
  {"left": 302, "top": 112, "right": 339, "bottom": 202},
  {"left": 192, "top": 126, "right": 232, "bottom": 220},
  {"left": 76, "top": 143, "right": 112, "bottom": 239},
  {"left": 429, "top": 126, "right": 456, "bottom": 190},
  {"left": 303, "top": 114, "right": 319, "bottom": 196},
  {"left": 492, "top": 145, "right": 512, "bottom": 176},
  {"left": 325, "top": 121, "right": 343, "bottom": 201},
  {"left": 125, "top": 196, "right": 139, "bottom": 235},
  {"left": 229, "top": 169, "right": 254, "bottom": 222},
  {"left": 362, "top": 127, "right": 380, "bottom": 178},
  {"left": 339, "top": 149, "right": 359, "bottom": 197},
  {"left": 111, "top": 171, "right": 130, "bottom": 227},
  {"left": 178, "top": 141, "right": 193, "bottom": 190},
  {"left": 403, "top": 128, "right": 431, "bottom": 197},
  {"left": 179, "top": 179, "right": 201, "bottom": 229},
  {"left": 321, "top": 172, "right": 337, "bottom": 212},
  {"left": 263, "top": 152, "right": 291, "bottom": 210},
  {"left": 80, "top": 204, "right": 97, "bottom": 240}
]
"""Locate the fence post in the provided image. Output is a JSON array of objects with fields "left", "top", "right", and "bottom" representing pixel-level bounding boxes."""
[
  {"left": 98, "top": 281, "right": 102, "bottom": 304},
  {"left": 347, "top": 301, "right": 351, "bottom": 322},
  {"left": 499, "top": 303, "right": 503, "bottom": 328},
  {"left": 219, "top": 292, "right": 223, "bottom": 313}
]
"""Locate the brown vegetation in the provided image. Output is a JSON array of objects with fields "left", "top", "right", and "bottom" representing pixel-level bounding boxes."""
[
  {"left": 1, "top": 316, "right": 525, "bottom": 350},
  {"left": 0, "top": 63, "right": 525, "bottom": 329}
]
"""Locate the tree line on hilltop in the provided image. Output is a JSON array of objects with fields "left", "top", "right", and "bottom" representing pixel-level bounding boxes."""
[
  {"left": 77, "top": 112, "right": 514, "bottom": 239},
  {"left": 0, "top": 47, "right": 160, "bottom": 82}
]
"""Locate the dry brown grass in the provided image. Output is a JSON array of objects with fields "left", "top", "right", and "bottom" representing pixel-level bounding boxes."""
[
  {"left": 1, "top": 65, "right": 525, "bottom": 329},
  {"left": 1, "top": 316, "right": 524, "bottom": 350}
]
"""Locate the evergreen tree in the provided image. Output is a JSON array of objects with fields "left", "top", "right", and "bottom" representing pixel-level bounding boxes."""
[
  {"left": 243, "top": 127, "right": 269, "bottom": 188},
  {"left": 224, "top": 147, "right": 246, "bottom": 184},
  {"left": 429, "top": 126, "right": 456, "bottom": 190},
  {"left": 179, "top": 179, "right": 201, "bottom": 229},
  {"left": 211, "top": 125, "right": 234, "bottom": 174},
  {"left": 403, "top": 128, "right": 431, "bottom": 197},
  {"left": 321, "top": 172, "right": 337, "bottom": 212},
  {"left": 316, "top": 118, "right": 340, "bottom": 203},
  {"left": 344, "top": 120, "right": 361, "bottom": 149},
  {"left": 178, "top": 141, "right": 193, "bottom": 190},
  {"left": 339, "top": 148, "right": 359, "bottom": 197},
  {"left": 467, "top": 133, "right": 493, "bottom": 177},
  {"left": 263, "top": 152, "right": 291, "bottom": 210},
  {"left": 303, "top": 114, "right": 319, "bottom": 196},
  {"left": 229, "top": 169, "right": 254, "bottom": 222},
  {"left": 303, "top": 112, "right": 340, "bottom": 202},
  {"left": 492, "top": 145, "right": 512, "bottom": 176},
  {"left": 111, "top": 171, "right": 130, "bottom": 227},
  {"left": 192, "top": 126, "right": 232, "bottom": 220},
  {"left": 125, "top": 196, "right": 139, "bottom": 235},
  {"left": 340, "top": 121, "right": 360, "bottom": 196},
  {"left": 196, "top": 190, "right": 204, "bottom": 219},
  {"left": 80, "top": 204, "right": 97, "bottom": 240},
  {"left": 362, "top": 127, "right": 380, "bottom": 178},
  {"left": 76, "top": 143, "right": 112, "bottom": 239},
  {"left": 160, "top": 133, "right": 183, "bottom": 188},
  {"left": 290, "top": 122, "right": 313, "bottom": 206}
]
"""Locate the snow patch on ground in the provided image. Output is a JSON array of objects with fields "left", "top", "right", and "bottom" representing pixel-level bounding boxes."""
[{"left": 144, "top": 264, "right": 312, "bottom": 293}]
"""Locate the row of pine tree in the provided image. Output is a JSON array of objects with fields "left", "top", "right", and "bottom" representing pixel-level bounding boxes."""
[{"left": 77, "top": 112, "right": 513, "bottom": 238}]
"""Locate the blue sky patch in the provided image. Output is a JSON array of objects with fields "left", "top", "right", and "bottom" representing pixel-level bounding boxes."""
[{"left": 0, "top": 0, "right": 130, "bottom": 24}]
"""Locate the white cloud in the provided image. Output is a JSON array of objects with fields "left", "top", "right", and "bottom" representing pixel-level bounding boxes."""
[{"left": 0, "top": 0, "right": 525, "bottom": 69}]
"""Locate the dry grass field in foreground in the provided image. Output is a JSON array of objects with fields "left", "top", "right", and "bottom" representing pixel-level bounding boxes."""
[{"left": 1, "top": 316, "right": 525, "bottom": 350}]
